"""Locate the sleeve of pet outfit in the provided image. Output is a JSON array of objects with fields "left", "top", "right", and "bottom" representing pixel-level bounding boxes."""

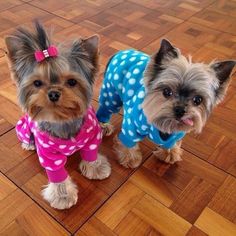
[
  {"left": 79, "top": 107, "right": 102, "bottom": 162},
  {"left": 15, "top": 114, "right": 34, "bottom": 145}
]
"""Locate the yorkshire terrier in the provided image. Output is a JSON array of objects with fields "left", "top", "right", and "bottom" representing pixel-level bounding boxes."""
[
  {"left": 5, "top": 22, "right": 111, "bottom": 210},
  {"left": 97, "top": 39, "right": 235, "bottom": 168}
]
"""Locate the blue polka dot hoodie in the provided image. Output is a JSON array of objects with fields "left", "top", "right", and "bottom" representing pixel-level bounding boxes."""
[{"left": 96, "top": 49, "right": 185, "bottom": 149}]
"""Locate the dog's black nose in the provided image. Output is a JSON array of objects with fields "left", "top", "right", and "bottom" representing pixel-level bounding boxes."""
[
  {"left": 174, "top": 106, "right": 185, "bottom": 118},
  {"left": 48, "top": 91, "right": 61, "bottom": 102}
]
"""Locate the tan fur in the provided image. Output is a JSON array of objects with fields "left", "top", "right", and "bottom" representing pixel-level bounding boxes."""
[
  {"left": 153, "top": 141, "right": 183, "bottom": 164},
  {"left": 113, "top": 135, "right": 142, "bottom": 168}
]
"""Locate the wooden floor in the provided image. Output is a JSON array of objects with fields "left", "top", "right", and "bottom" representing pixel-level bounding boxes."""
[{"left": 0, "top": 0, "right": 236, "bottom": 235}]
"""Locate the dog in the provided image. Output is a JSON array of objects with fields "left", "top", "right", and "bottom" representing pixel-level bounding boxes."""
[
  {"left": 5, "top": 22, "right": 111, "bottom": 209},
  {"left": 97, "top": 39, "right": 235, "bottom": 168}
]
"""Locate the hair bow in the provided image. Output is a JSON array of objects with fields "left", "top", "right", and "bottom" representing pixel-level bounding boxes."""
[{"left": 34, "top": 46, "right": 58, "bottom": 62}]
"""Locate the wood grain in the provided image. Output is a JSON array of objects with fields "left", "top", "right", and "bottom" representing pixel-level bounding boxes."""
[{"left": 0, "top": 0, "right": 236, "bottom": 235}]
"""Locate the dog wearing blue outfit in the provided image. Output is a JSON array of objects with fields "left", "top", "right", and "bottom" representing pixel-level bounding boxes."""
[{"left": 97, "top": 39, "right": 235, "bottom": 167}]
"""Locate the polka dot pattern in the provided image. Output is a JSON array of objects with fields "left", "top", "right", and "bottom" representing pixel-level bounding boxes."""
[
  {"left": 97, "top": 49, "right": 186, "bottom": 150},
  {"left": 15, "top": 107, "right": 102, "bottom": 182}
]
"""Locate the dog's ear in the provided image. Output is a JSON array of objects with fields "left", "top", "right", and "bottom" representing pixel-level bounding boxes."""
[
  {"left": 70, "top": 35, "right": 100, "bottom": 84},
  {"left": 82, "top": 35, "right": 99, "bottom": 62},
  {"left": 5, "top": 36, "right": 21, "bottom": 63},
  {"left": 211, "top": 60, "right": 236, "bottom": 104},
  {"left": 154, "top": 39, "right": 180, "bottom": 65}
]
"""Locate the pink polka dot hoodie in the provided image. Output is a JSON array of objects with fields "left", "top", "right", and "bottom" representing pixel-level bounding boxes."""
[{"left": 16, "top": 106, "right": 102, "bottom": 183}]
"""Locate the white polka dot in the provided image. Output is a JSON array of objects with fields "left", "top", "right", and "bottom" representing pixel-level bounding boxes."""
[
  {"left": 141, "top": 125, "right": 148, "bottom": 130},
  {"left": 118, "top": 83, "right": 122, "bottom": 90},
  {"left": 128, "top": 130, "right": 134, "bottom": 136},
  {"left": 139, "top": 114, "right": 143, "bottom": 121},
  {"left": 54, "top": 160, "right": 63, "bottom": 165},
  {"left": 129, "top": 78, "right": 136, "bottom": 85},
  {"left": 108, "top": 92, "right": 113, "bottom": 97},
  {"left": 89, "top": 144, "right": 97, "bottom": 150},
  {"left": 48, "top": 141, "right": 54, "bottom": 145},
  {"left": 17, "top": 120, "right": 22, "bottom": 125},
  {"left": 25, "top": 134, "right": 30, "bottom": 139},
  {"left": 102, "top": 84, "right": 106, "bottom": 89},
  {"left": 134, "top": 121, "right": 138, "bottom": 126},
  {"left": 127, "top": 108, "right": 132, "bottom": 114},
  {"left": 45, "top": 167, "right": 53, "bottom": 171},
  {"left": 108, "top": 73, "right": 112, "bottom": 80},
  {"left": 114, "top": 67, "right": 118, "bottom": 72},
  {"left": 65, "top": 152, "right": 71, "bottom": 155},
  {"left": 112, "top": 101, "right": 117, "bottom": 105},
  {"left": 129, "top": 57, "right": 136, "bottom": 62},
  {"left": 120, "top": 61, "right": 126, "bottom": 66},
  {"left": 127, "top": 118, "right": 131, "bottom": 125},
  {"left": 126, "top": 100, "right": 131, "bottom": 106},
  {"left": 141, "top": 56, "right": 148, "bottom": 60},
  {"left": 138, "top": 104, "right": 142, "bottom": 110},
  {"left": 127, "top": 89, "right": 134, "bottom": 97},
  {"left": 133, "top": 95, "right": 137, "bottom": 102},
  {"left": 137, "top": 61, "right": 144, "bottom": 65},
  {"left": 71, "top": 137, "right": 76, "bottom": 142},
  {"left": 150, "top": 126, "right": 154, "bottom": 131},
  {"left": 68, "top": 146, "right": 75, "bottom": 150},
  {"left": 122, "top": 128, "right": 126, "bottom": 135},
  {"left": 28, "top": 117, "right": 32, "bottom": 122},
  {"left": 112, "top": 59, "right": 118, "bottom": 65},
  {"left": 86, "top": 127, "right": 93, "bottom": 133},
  {"left": 38, "top": 138, "right": 43, "bottom": 145},
  {"left": 149, "top": 133, "right": 153, "bottom": 139},
  {"left": 133, "top": 68, "right": 140, "bottom": 74},
  {"left": 107, "top": 83, "right": 110, "bottom": 88},
  {"left": 59, "top": 145, "right": 67, "bottom": 149},
  {"left": 140, "top": 78, "right": 144, "bottom": 85},
  {"left": 122, "top": 87, "right": 125, "bottom": 94},
  {"left": 138, "top": 91, "right": 145, "bottom": 99},
  {"left": 105, "top": 101, "right": 110, "bottom": 106},
  {"left": 97, "top": 132, "right": 102, "bottom": 140},
  {"left": 114, "top": 74, "right": 119, "bottom": 80},
  {"left": 121, "top": 54, "right": 127, "bottom": 59},
  {"left": 122, "top": 70, "right": 127, "bottom": 75},
  {"left": 88, "top": 114, "right": 93, "bottom": 121},
  {"left": 84, "top": 138, "right": 89, "bottom": 143},
  {"left": 23, "top": 123, "right": 27, "bottom": 129},
  {"left": 39, "top": 156, "right": 44, "bottom": 163},
  {"left": 132, "top": 52, "right": 138, "bottom": 56},
  {"left": 133, "top": 138, "right": 141, "bottom": 142},
  {"left": 126, "top": 72, "right": 131, "bottom": 78},
  {"left": 42, "top": 143, "right": 50, "bottom": 148}
]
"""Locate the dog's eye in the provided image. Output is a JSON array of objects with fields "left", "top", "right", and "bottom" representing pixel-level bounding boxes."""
[
  {"left": 67, "top": 79, "right": 77, "bottom": 87},
  {"left": 163, "top": 87, "right": 173, "bottom": 98},
  {"left": 193, "top": 95, "right": 203, "bottom": 106},
  {"left": 33, "top": 80, "right": 43, "bottom": 87}
]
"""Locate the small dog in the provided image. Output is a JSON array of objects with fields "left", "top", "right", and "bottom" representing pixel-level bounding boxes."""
[
  {"left": 97, "top": 39, "right": 235, "bottom": 167},
  {"left": 5, "top": 22, "right": 111, "bottom": 209}
]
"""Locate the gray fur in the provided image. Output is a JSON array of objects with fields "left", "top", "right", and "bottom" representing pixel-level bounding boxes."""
[{"left": 38, "top": 118, "right": 84, "bottom": 139}]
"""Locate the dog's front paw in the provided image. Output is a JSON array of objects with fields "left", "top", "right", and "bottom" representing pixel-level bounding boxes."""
[
  {"left": 21, "top": 142, "right": 36, "bottom": 151},
  {"left": 100, "top": 122, "right": 114, "bottom": 136},
  {"left": 41, "top": 177, "right": 78, "bottom": 210},
  {"left": 79, "top": 154, "right": 111, "bottom": 180},
  {"left": 153, "top": 146, "right": 182, "bottom": 164}
]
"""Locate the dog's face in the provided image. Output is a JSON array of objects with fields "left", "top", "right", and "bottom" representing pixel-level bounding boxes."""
[
  {"left": 143, "top": 39, "right": 235, "bottom": 134},
  {"left": 5, "top": 22, "right": 99, "bottom": 123}
]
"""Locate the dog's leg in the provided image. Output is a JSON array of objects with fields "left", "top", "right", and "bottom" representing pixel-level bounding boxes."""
[
  {"left": 79, "top": 154, "right": 111, "bottom": 180},
  {"left": 153, "top": 140, "right": 183, "bottom": 164},
  {"left": 21, "top": 142, "right": 36, "bottom": 151},
  {"left": 100, "top": 122, "right": 114, "bottom": 136},
  {"left": 113, "top": 135, "right": 142, "bottom": 168},
  {"left": 41, "top": 176, "right": 78, "bottom": 210}
]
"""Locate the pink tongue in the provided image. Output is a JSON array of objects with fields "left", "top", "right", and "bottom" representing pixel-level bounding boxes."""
[{"left": 182, "top": 118, "right": 194, "bottom": 126}]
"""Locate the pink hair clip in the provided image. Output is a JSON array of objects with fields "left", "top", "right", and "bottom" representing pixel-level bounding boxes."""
[{"left": 34, "top": 45, "right": 58, "bottom": 62}]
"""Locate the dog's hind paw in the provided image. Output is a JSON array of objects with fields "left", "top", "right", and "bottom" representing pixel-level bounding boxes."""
[
  {"left": 21, "top": 142, "right": 36, "bottom": 151},
  {"left": 100, "top": 122, "right": 114, "bottom": 136}
]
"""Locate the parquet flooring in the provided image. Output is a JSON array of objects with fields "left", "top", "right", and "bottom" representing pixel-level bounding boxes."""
[{"left": 0, "top": 0, "right": 236, "bottom": 235}]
